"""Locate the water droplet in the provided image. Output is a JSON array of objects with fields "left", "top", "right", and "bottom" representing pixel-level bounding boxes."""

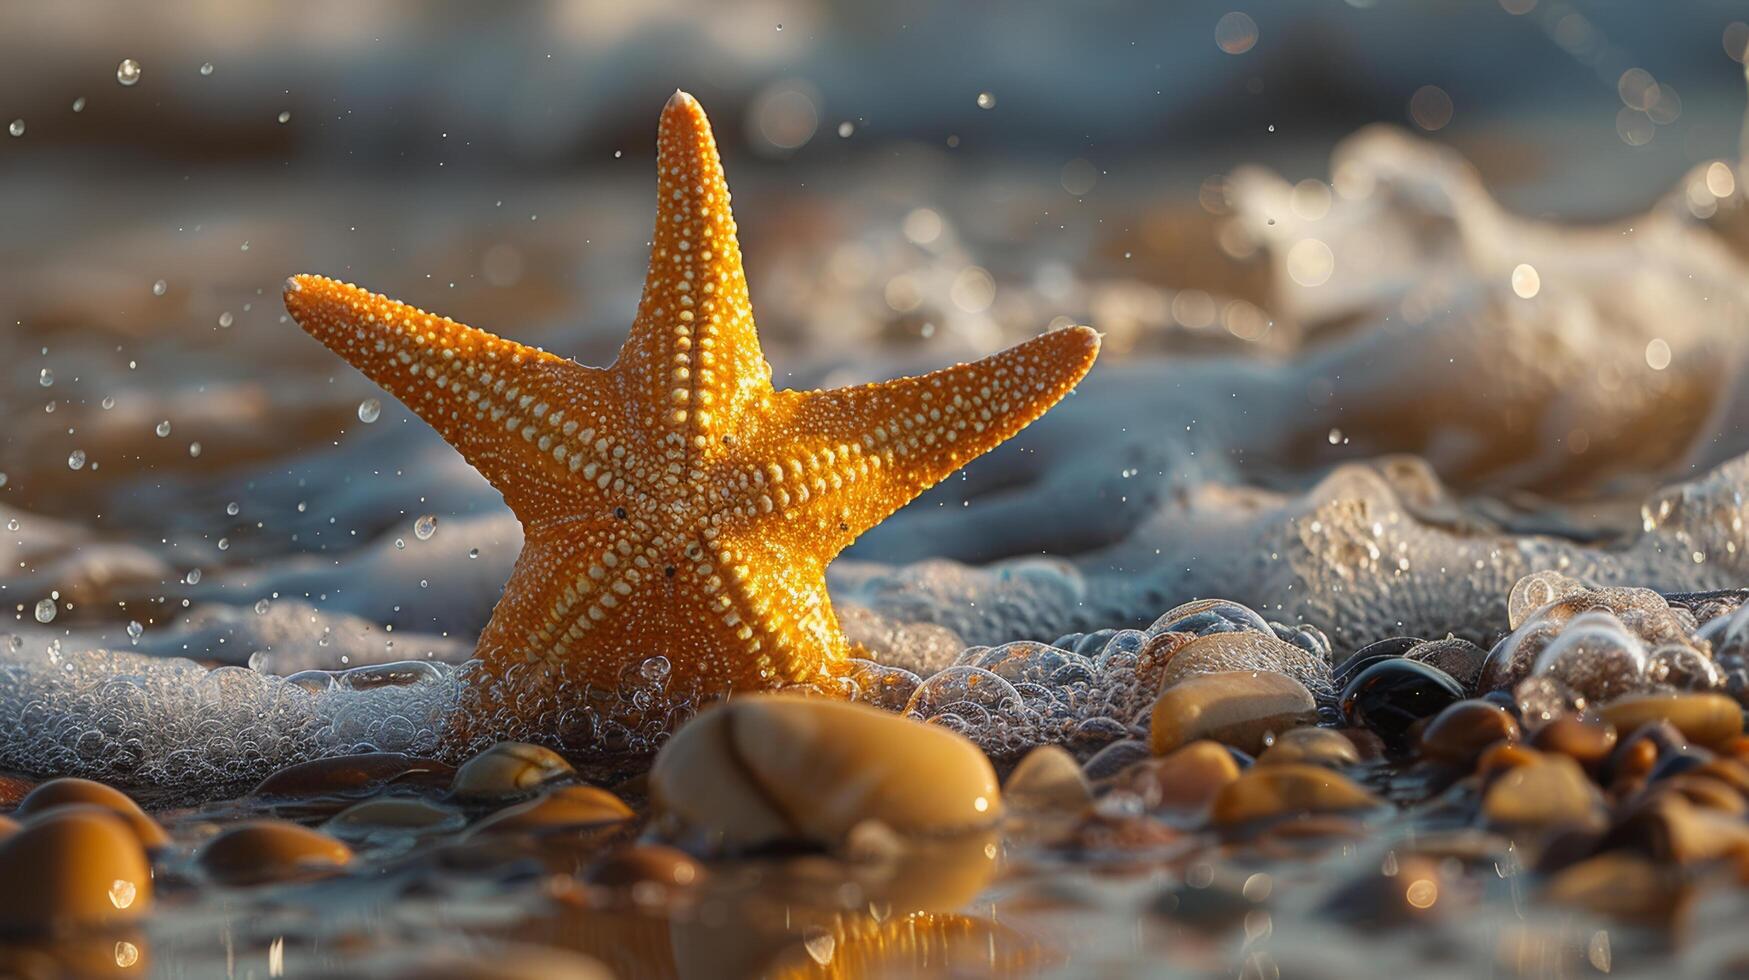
[
  {"left": 216, "top": 537, "right": 228, "bottom": 550},
  {"left": 277, "top": 110, "right": 291, "bottom": 124},
  {"left": 67, "top": 449, "right": 86, "bottom": 470},
  {"left": 357, "top": 398, "right": 381, "bottom": 423},
  {"left": 394, "top": 538, "right": 406, "bottom": 550},
  {"left": 7, "top": 120, "right": 23, "bottom": 138},
  {"left": 418, "top": 579, "right": 429, "bottom": 589},
  {"left": 126, "top": 620, "right": 143, "bottom": 641},
  {"left": 151, "top": 279, "right": 167, "bottom": 296},
  {"left": 116, "top": 59, "right": 141, "bottom": 86},
  {"left": 5, "top": 519, "right": 18, "bottom": 532},
  {"left": 1646, "top": 338, "right": 1673, "bottom": 371},
  {"left": 188, "top": 441, "right": 201, "bottom": 457},
  {"left": 0, "top": 472, "right": 7, "bottom": 488},
  {"left": 976, "top": 92, "right": 997, "bottom": 110},
  {"left": 414, "top": 514, "right": 437, "bottom": 541},
  {"left": 34, "top": 599, "right": 56, "bottom": 624},
  {"left": 1328, "top": 428, "right": 1344, "bottom": 445},
  {"left": 225, "top": 501, "right": 240, "bottom": 516},
  {"left": 38, "top": 368, "right": 52, "bottom": 387},
  {"left": 468, "top": 547, "right": 479, "bottom": 559},
  {"left": 254, "top": 598, "right": 270, "bottom": 615},
  {"left": 100, "top": 395, "right": 115, "bottom": 410},
  {"left": 247, "top": 650, "right": 269, "bottom": 671},
  {"left": 71, "top": 97, "right": 86, "bottom": 113},
  {"left": 838, "top": 121, "right": 854, "bottom": 138},
  {"left": 154, "top": 420, "right": 171, "bottom": 438},
  {"left": 183, "top": 568, "right": 202, "bottom": 585},
  {"left": 199, "top": 62, "right": 214, "bottom": 77},
  {"left": 217, "top": 311, "right": 233, "bottom": 328}
]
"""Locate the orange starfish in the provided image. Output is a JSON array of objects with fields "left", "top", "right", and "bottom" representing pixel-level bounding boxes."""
[{"left": 283, "top": 91, "right": 1098, "bottom": 704}]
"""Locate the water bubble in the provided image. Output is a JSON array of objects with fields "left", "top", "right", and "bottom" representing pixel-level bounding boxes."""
[
  {"left": 5, "top": 519, "right": 17, "bottom": 532},
  {"left": 394, "top": 538, "right": 406, "bottom": 550},
  {"left": 67, "top": 450, "right": 86, "bottom": 470},
  {"left": 467, "top": 547, "right": 479, "bottom": 559},
  {"left": 34, "top": 599, "right": 56, "bottom": 624},
  {"left": 254, "top": 598, "right": 270, "bottom": 615},
  {"left": 100, "top": 395, "right": 115, "bottom": 410},
  {"left": 116, "top": 59, "right": 141, "bottom": 86},
  {"left": 217, "top": 311, "right": 233, "bottom": 328},
  {"left": 154, "top": 420, "right": 171, "bottom": 438},
  {"left": 1645, "top": 338, "right": 1672, "bottom": 371},
  {"left": 183, "top": 568, "right": 202, "bottom": 585},
  {"left": 188, "top": 442, "right": 201, "bottom": 457},
  {"left": 151, "top": 279, "right": 167, "bottom": 296},
  {"left": 71, "top": 97, "right": 86, "bottom": 112},
  {"left": 837, "top": 121, "right": 854, "bottom": 138},
  {"left": 199, "top": 62, "right": 214, "bottom": 77},
  {"left": 216, "top": 537, "right": 228, "bottom": 551},
  {"left": 226, "top": 501, "right": 240, "bottom": 516},
  {"left": 277, "top": 110, "right": 291, "bottom": 124},
  {"left": 1215, "top": 11, "right": 1259, "bottom": 54},
  {"left": 975, "top": 92, "right": 996, "bottom": 110},
  {"left": 126, "top": 621, "right": 143, "bottom": 642},
  {"left": 1327, "top": 428, "right": 1344, "bottom": 445},
  {"left": 38, "top": 368, "right": 52, "bottom": 387},
  {"left": 413, "top": 514, "right": 437, "bottom": 541},
  {"left": 1511, "top": 263, "right": 1541, "bottom": 299},
  {"left": 357, "top": 398, "right": 381, "bottom": 423},
  {"left": 7, "top": 120, "right": 23, "bottom": 138}
]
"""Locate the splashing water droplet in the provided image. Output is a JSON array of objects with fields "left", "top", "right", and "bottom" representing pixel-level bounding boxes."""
[
  {"left": 126, "top": 621, "right": 143, "bottom": 642},
  {"left": 7, "top": 120, "right": 23, "bottom": 138},
  {"left": 217, "top": 311, "right": 233, "bottom": 328},
  {"left": 188, "top": 441, "right": 201, "bottom": 457},
  {"left": 414, "top": 514, "right": 437, "bottom": 541},
  {"left": 34, "top": 599, "right": 56, "bottom": 624},
  {"left": 100, "top": 395, "right": 115, "bottom": 410},
  {"left": 1328, "top": 428, "right": 1344, "bottom": 445},
  {"left": 254, "top": 598, "right": 270, "bottom": 615},
  {"left": 394, "top": 538, "right": 406, "bottom": 550},
  {"left": 0, "top": 473, "right": 7, "bottom": 489},
  {"left": 976, "top": 92, "right": 997, "bottom": 109},
  {"left": 357, "top": 398, "right": 381, "bottom": 423},
  {"left": 277, "top": 110, "right": 291, "bottom": 124},
  {"left": 154, "top": 420, "right": 171, "bottom": 438},
  {"left": 116, "top": 59, "right": 141, "bottom": 86},
  {"left": 71, "top": 97, "right": 86, "bottom": 113},
  {"left": 225, "top": 501, "right": 240, "bottom": 516},
  {"left": 468, "top": 547, "right": 479, "bottom": 559},
  {"left": 151, "top": 279, "right": 167, "bottom": 296},
  {"left": 5, "top": 519, "right": 18, "bottom": 532},
  {"left": 199, "top": 62, "right": 214, "bottom": 77},
  {"left": 67, "top": 450, "right": 86, "bottom": 470},
  {"left": 38, "top": 368, "right": 52, "bottom": 387},
  {"left": 838, "top": 121, "right": 854, "bottom": 138},
  {"left": 183, "top": 568, "right": 201, "bottom": 586}
]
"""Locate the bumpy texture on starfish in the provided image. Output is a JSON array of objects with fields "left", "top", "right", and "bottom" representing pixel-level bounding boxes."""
[{"left": 284, "top": 91, "right": 1099, "bottom": 697}]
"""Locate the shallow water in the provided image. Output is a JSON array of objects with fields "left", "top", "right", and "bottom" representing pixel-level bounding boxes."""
[{"left": 9, "top": 100, "right": 1749, "bottom": 975}]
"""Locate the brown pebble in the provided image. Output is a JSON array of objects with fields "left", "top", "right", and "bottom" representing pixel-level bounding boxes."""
[
  {"left": 326, "top": 798, "right": 466, "bottom": 837},
  {"left": 198, "top": 819, "right": 353, "bottom": 886},
  {"left": 586, "top": 844, "right": 704, "bottom": 888},
  {"left": 468, "top": 786, "right": 635, "bottom": 837},
  {"left": 1256, "top": 727, "right": 1360, "bottom": 769},
  {"left": 1661, "top": 773, "right": 1747, "bottom": 815},
  {"left": 1475, "top": 742, "right": 1540, "bottom": 780},
  {"left": 1121, "top": 740, "right": 1240, "bottom": 812},
  {"left": 1600, "top": 692, "right": 1743, "bottom": 748},
  {"left": 251, "top": 753, "right": 456, "bottom": 798},
  {"left": 649, "top": 694, "right": 1000, "bottom": 851},
  {"left": 1530, "top": 716, "right": 1617, "bottom": 769},
  {"left": 1149, "top": 671, "right": 1319, "bottom": 756},
  {"left": 1419, "top": 700, "right": 1520, "bottom": 768},
  {"left": 1210, "top": 763, "right": 1380, "bottom": 827},
  {"left": 451, "top": 742, "right": 576, "bottom": 801},
  {"left": 1481, "top": 754, "right": 1604, "bottom": 830},
  {"left": 0, "top": 806, "right": 152, "bottom": 931},
  {"left": 1002, "top": 745, "right": 1092, "bottom": 817},
  {"left": 1604, "top": 790, "right": 1749, "bottom": 865},
  {"left": 1544, "top": 852, "right": 1686, "bottom": 925},
  {"left": 313, "top": 944, "right": 614, "bottom": 980},
  {"left": 1322, "top": 854, "right": 1448, "bottom": 927},
  {"left": 15, "top": 777, "right": 169, "bottom": 850}
]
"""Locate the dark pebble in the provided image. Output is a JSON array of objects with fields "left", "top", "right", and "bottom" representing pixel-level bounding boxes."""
[{"left": 1340, "top": 660, "right": 1465, "bottom": 749}]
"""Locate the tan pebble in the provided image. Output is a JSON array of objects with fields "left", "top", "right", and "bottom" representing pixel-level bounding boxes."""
[
  {"left": 1419, "top": 700, "right": 1521, "bottom": 768},
  {"left": 1149, "top": 671, "right": 1318, "bottom": 756},
  {"left": 1603, "top": 791, "right": 1749, "bottom": 865},
  {"left": 1530, "top": 715, "right": 1617, "bottom": 769},
  {"left": 1600, "top": 692, "right": 1743, "bottom": 747},
  {"left": 469, "top": 786, "right": 635, "bottom": 837},
  {"left": 251, "top": 752, "right": 457, "bottom": 798},
  {"left": 1482, "top": 754, "right": 1604, "bottom": 830},
  {"left": 649, "top": 694, "right": 999, "bottom": 850},
  {"left": 1693, "top": 758, "right": 1749, "bottom": 797},
  {"left": 1002, "top": 745, "right": 1091, "bottom": 816},
  {"left": 0, "top": 806, "right": 152, "bottom": 931},
  {"left": 451, "top": 742, "right": 575, "bottom": 801},
  {"left": 326, "top": 798, "right": 465, "bottom": 836},
  {"left": 586, "top": 844, "right": 705, "bottom": 888},
  {"left": 1257, "top": 727, "right": 1360, "bottom": 769},
  {"left": 1662, "top": 773, "right": 1747, "bottom": 815},
  {"left": 314, "top": 943, "right": 614, "bottom": 980},
  {"left": 1475, "top": 742, "right": 1541, "bottom": 780},
  {"left": 1544, "top": 852, "right": 1685, "bottom": 925},
  {"left": 1123, "top": 740, "right": 1240, "bottom": 811},
  {"left": 1210, "top": 763, "right": 1380, "bottom": 827},
  {"left": 197, "top": 820, "right": 353, "bottom": 886},
  {"left": 15, "top": 777, "right": 169, "bottom": 850}
]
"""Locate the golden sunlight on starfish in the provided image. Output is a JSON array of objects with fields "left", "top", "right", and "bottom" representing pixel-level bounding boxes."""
[{"left": 283, "top": 91, "right": 1099, "bottom": 699}]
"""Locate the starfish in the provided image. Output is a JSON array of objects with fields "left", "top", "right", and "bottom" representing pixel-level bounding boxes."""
[{"left": 283, "top": 91, "right": 1099, "bottom": 705}]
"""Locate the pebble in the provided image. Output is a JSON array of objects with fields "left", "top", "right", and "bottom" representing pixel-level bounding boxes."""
[
  {"left": 1418, "top": 700, "right": 1521, "bottom": 768},
  {"left": 1321, "top": 854, "right": 1448, "bottom": 927},
  {"left": 1530, "top": 715, "right": 1617, "bottom": 769},
  {"left": 1481, "top": 753, "right": 1605, "bottom": 830},
  {"left": 1339, "top": 659, "right": 1465, "bottom": 749},
  {"left": 468, "top": 785, "right": 635, "bottom": 837},
  {"left": 1599, "top": 692, "right": 1743, "bottom": 748},
  {"left": 1002, "top": 745, "right": 1092, "bottom": 817},
  {"left": 197, "top": 819, "right": 354, "bottom": 886},
  {"left": 251, "top": 753, "right": 457, "bottom": 798},
  {"left": 585, "top": 844, "right": 705, "bottom": 888},
  {"left": 1121, "top": 740, "right": 1241, "bottom": 812},
  {"left": 316, "top": 945, "right": 614, "bottom": 980},
  {"left": 451, "top": 742, "right": 576, "bottom": 801},
  {"left": 0, "top": 807, "right": 152, "bottom": 931},
  {"left": 325, "top": 797, "right": 466, "bottom": 838},
  {"left": 1543, "top": 852, "right": 1685, "bottom": 926},
  {"left": 649, "top": 694, "right": 1000, "bottom": 850},
  {"left": 1209, "top": 763, "right": 1381, "bottom": 827},
  {"left": 1149, "top": 671, "right": 1319, "bottom": 756},
  {"left": 14, "top": 777, "right": 169, "bottom": 849},
  {"left": 1603, "top": 790, "right": 1749, "bottom": 866},
  {"left": 1256, "top": 727, "right": 1361, "bottom": 769}
]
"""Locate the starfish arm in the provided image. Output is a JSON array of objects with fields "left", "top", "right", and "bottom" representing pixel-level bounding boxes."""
[
  {"left": 693, "top": 533, "right": 849, "bottom": 684},
  {"left": 762, "top": 326, "right": 1101, "bottom": 555},
  {"left": 283, "top": 274, "right": 630, "bottom": 525},
  {"left": 614, "top": 91, "right": 773, "bottom": 474}
]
